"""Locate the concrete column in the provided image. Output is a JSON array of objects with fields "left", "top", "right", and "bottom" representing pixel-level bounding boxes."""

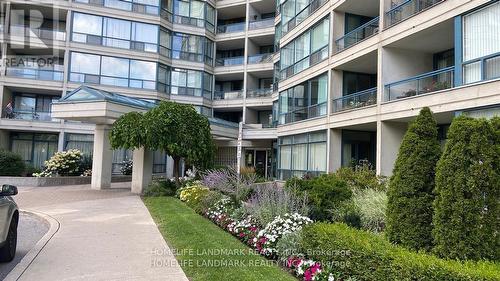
[
  {"left": 57, "top": 131, "right": 65, "bottom": 152},
  {"left": 0, "top": 129, "right": 9, "bottom": 150},
  {"left": 328, "top": 128, "right": 342, "bottom": 173},
  {"left": 131, "top": 147, "right": 153, "bottom": 194},
  {"left": 91, "top": 124, "right": 113, "bottom": 190},
  {"left": 376, "top": 120, "right": 407, "bottom": 177}
]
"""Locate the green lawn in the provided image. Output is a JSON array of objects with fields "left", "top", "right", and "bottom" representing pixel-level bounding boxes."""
[{"left": 144, "top": 197, "right": 296, "bottom": 281}]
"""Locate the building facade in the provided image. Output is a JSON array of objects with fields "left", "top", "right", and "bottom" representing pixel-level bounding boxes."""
[{"left": 0, "top": 0, "right": 499, "bottom": 180}]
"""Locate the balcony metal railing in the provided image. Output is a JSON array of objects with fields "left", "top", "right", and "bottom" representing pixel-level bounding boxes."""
[
  {"left": 246, "top": 88, "right": 273, "bottom": 98},
  {"left": 6, "top": 67, "right": 64, "bottom": 81},
  {"left": 385, "top": 67, "right": 454, "bottom": 101},
  {"left": 11, "top": 26, "right": 66, "bottom": 41},
  {"left": 4, "top": 109, "right": 55, "bottom": 122},
  {"left": 332, "top": 88, "right": 377, "bottom": 113},
  {"left": 281, "top": 45, "right": 328, "bottom": 80},
  {"left": 462, "top": 51, "right": 500, "bottom": 84},
  {"left": 217, "top": 22, "right": 245, "bottom": 33},
  {"left": 247, "top": 53, "right": 273, "bottom": 64},
  {"left": 281, "top": 0, "right": 328, "bottom": 35},
  {"left": 72, "top": 32, "right": 157, "bottom": 53},
  {"left": 215, "top": 56, "right": 245, "bottom": 66},
  {"left": 281, "top": 102, "right": 327, "bottom": 124},
  {"left": 249, "top": 18, "right": 274, "bottom": 30},
  {"left": 385, "top": 0, "right": 444, "bottom": 27},
  {"left": 74, "top": 0, "right": 160, "bottom": 15},
  {"left": 213, "top": 90, "right": 244, "bottom": 100},
  {"left": 335, "top": 17, "right": 379, "bottom": 53}
]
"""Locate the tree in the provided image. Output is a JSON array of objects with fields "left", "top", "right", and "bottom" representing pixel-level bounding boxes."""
[
  {"left": 386, "top": 107, "right": 441, "bottom": 251},
  {"left": 110, "top": 101, "right": 215, "bottom": 179},
  {"left": 432, "top": 116, "right": 499, "bottom": 261}
]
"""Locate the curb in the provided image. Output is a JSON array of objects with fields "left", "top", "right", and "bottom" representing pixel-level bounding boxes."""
[{"left": 4, "top": 210, "right": 60, "bottom": 281}]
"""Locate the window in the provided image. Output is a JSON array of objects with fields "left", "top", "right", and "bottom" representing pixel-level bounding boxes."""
[
  {"left": 72, "top": 12, "right": 158, "bottom": 53},
  {"left": 10, "top": 132, "right": 58, "bottom": 169},
  {"left": 463, "top": 2, "right": 500, "bottom": 83},
  {"left": 171, "top": 32, "right": 213, "bottom": 65},
  {"left": 65, "top": 134, "right": 94, "bottom": 157},
  {"left": 70, "top": 52, "right": 157, "bottom": 90},
  {"left": 278, "top": 72, "right": 328, "bottom": 124},
  {"left": 278, "top": 131, "right": 327, "bottom": 179},
  {"left": 170, "top": 68, "right": 213, "bottom": 98},
  {"left": 280, "top": 17, "right": 329, "bottom": 79}
]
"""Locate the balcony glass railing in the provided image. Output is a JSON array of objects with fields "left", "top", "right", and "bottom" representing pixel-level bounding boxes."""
[
  {"left": 11, "top": 26, "right": 66, "bottom": 41},
  {"left": 281, "top": 102, "right": 327, "bottom": 124},
  {"left": 386, "top": 0, "right": 444, "bottom": 27},
  {"left": 247, "top": 53, "right": 273, "bottom": 64},
  {"left": 4, "top": 110, "right": 55, "bottom": 122},
  {"left": 332, "top": 88, "right": 377, "bottom": 112},
  {"left": 385, "top": 67, "right": 454, "bottom": 101},
  {"left": 69, "top": 72, "right": 156, "bottom": 90},
  {"left": 335, "top": 17, "right": 379, "bottom": 52},
  {"left": 281, "top": 45, "right": 328, "bottom": 80},
  {"left": 6, "top": 67, "right": 64, "bottom": 81},
  {"left": 215, "top": 56, "right": 245, "bottom": 66},
  {"left": 172, "top": 50, "right": 213, "bottom": 65},
  {"left": 171, "top": 86, "right": 212, "bottom": 99},
  {"left": 74, "top": 0, "right": 160, "bottom": 15},
  {"left": 249, "top": 18, "right": 274, "bottom": 30},
  {"left": 72, "top": 32, "right": 157, "bottom": 53},
  {"left": 173, "top": 14, "right": 215, "bottom": 33},
  {"left": 217, "top": 22, "right": 245, "bottom": 33},
  {"left": 282, "top": 0, "right": 328, "bottom": 35},
  {"left": 213, "top": 90, "right": 244, "bottom": 100},
  {"left": 462, "top": 52, "right": 500, "bottom": 84},
  {"left": 246, "top": 88, "right": 273, "bottom": 98}
]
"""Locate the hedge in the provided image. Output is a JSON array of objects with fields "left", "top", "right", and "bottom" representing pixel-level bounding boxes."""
[
  {"left": 301, "top": 223, "right": 500, "bottom": 281},
  {"left": 433, "top": 116, "right": 500, "bottom": 261},
  {"left": 386, "top": 107, "right": 441, "bottom": 251},
  {"left": 0, "top": 150, "right": 26, "bottom": 176}
]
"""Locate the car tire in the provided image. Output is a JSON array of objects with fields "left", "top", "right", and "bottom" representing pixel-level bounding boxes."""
[{"left": 0, "top": 218, "right": 18, "bottom": 262}]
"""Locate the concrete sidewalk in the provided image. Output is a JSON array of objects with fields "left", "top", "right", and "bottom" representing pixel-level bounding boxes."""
[{"left": 6, "top": 183, "right": 188, "bottom": 281}]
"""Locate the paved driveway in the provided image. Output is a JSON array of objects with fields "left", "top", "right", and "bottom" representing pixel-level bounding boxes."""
[{"left": 5, "top": 183, "right": 188, "bottom": 281}]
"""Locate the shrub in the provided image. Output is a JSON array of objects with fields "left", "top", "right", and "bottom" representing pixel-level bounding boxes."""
[
  {"left": 23, "top": 164, "right": 41, "bottom": 177},
  {"left": 302, "top": 223, "right": 500, "bottom": 281},
  {"left": 200, "top": 190, "right": 225, "bottom": 213},
  {"left": 34, "top": 149, "right": 83, "bottom": 177},
  {"left": 246, "top": 183, "right": 308, "bottom": 226},
  {"left": 275, "top": 231, "right": 303, "bottom": 263},
  {"left": 179, "top": 183, "right": 210, "bottom": 213},
  {"left": 120, "top": 160, "right": 133, "bottom": 175},
  {"left": 386, "top": 107, "right": 441, "bottom": 251},
  {"left": 352, "top": 188, "right": 387, "bottom": 233},
  {"left": 335, "top": 161, "right": 387, "bottom": 191},
  {"left": 254, "top": 213, "right": 312, "bottom": 257},
  {"left": 286, "top": 174, "right": 352, "bottom": 221},
  {"left": 0, "top": 150, "right": 26, "bottom": 176},
  {"left": 433, "top": 116, "right": 500, "bottom": 261},
  {"left": 144, "top": 179, "right": 178, "bottom": 197},
  {"left": 201, "top": 168, "right": 255, "bottom": 202},
  {"left": 227, "top": 215, "right": 259, "bottom": 246},
  {"left": 205, "top": 197, "right": 235, "bottom": 229}
]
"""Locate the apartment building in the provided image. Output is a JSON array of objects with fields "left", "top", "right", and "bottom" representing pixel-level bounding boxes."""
[
  {"left": 274, "top": 0, "right": 500, "bottom": 179},
  {"left": 0, "top": 0, "right": 499, "bottom": 181},
  {"left": 0, "top": 0, "right": 277, "bottom": 177}
]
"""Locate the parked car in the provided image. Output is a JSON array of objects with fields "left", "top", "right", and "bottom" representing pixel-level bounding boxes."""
[{"left": 0, "top": 185, "right": 18, "bottom": 262}]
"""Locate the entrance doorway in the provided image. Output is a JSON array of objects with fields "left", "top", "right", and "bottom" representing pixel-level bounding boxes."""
[{"left": 245, "top": 149, "right": 271, "bottom": 179}]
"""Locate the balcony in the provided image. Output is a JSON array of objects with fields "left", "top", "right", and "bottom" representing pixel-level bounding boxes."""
[
  {"left": 216, "top": 56, "right": 245, "bottom": 66},
  {"left": 172, "top": 50, "right": 212, "bottom": 65},
  {"left": 173, "top": 15, "right": 215, "bottom": 33},
  {"left": 214, "top": 90, "right": 244, "bottom": 100},
  {"left": 72, "top": 32, "right": 157, "bottom": 53},
  {"left": 247, "top": 53, "right": 273, "bottom": 64},
  {"left": 74, "top": 0, "right": 160, "bottom": 16},
  {"left": 332, "top": 88, "right": 377, "bottom": 113},
  {"left": 11, "top": 26, "right": 66, "bottom": 41},
  {"left": 385, "top": 0, "right": 444, "bottom": 27},
  {"left": 281, "top": 0, "right": 328, "bottom": 35},
  {"left": 281, "top": 102, "right": 327, "bottom": 124},
  {"left": 6, "top": 67, "right": 64, "bottom": 81},
  {"left": 217, "top": 22, "right": 245, "bottom": 34},
  {"left": 248, "top": 18, "right": 274, "bottom": 30},
  {"left": 281, "top": 45, "right": 328, "bottom": 80},
  {"left": 246, "top": 88, "right": 273, "bottom": 98},
  {"left": 4, "top": 110, "right": 55, "bottom": 122},
  {"left": 385, "top": 67, "right": 454, "bottom": 101},
  {"left": 335, "top": 17, "right": 379, "bottom": 53}
]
